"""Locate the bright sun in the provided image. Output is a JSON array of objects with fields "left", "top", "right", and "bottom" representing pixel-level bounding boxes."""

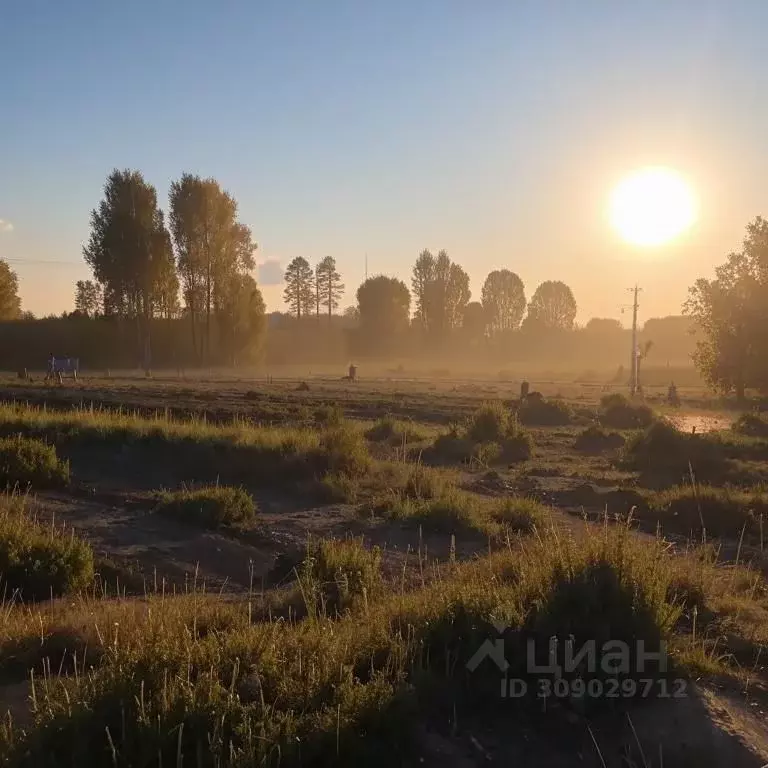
[{"left": 609, "top": 167, "right": 696, "bottom": 247}]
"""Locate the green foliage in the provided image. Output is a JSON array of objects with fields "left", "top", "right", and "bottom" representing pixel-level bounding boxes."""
[
  {"left": 574, "top": 425, "right": 625, "bottom": 453},
  {"left": 0, "top": 435, "right": 69, "bottom": 489},
  {"left": 356, "top": 276, "right": 411, "bottom": 355},
  {"left": 685, "top": 216, "right": 768, "bottom": 398},
  {"left": 467, "top": 400, "right": 512, "bottom": 443},
  {"left": 733, "top": 412, "right": 768, "bottom": 437},
  {"left": 517, "top": 396, "right": 573, "bottom": 426},
  {"left": 0, "top": 497, "right": 94, "bottom": 599},
  {"left": 599, "top": 392, "right": 655, "bottom": 429},
  {"left": 155, "top": 486, "right": 257, "bottom": 529},
  {"left": 0, "top": 260, "right": 22, "bottom": 320},
  {"left": 169, "top": 173, "right": 258, "bottom": 361},
  {"left": 410, "top": 249, "right": 470, "bottom": 337},
  {"left": 300, "top": 537, "right": 382, "bottom": 614},
  {"left": 314, "top": 403, "right": 345, "bottom": 426}
]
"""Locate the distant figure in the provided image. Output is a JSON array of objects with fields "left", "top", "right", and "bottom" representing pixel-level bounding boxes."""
[
  {"left": 348, "top": 364, "right": 358, "bottom": 382},
  {"left": 520, "top": 380, "right": 530, "bottom": 400}
]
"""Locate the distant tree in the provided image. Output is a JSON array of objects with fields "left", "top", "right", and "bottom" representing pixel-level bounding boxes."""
[
  {"left": 83, "top": 169, "right": 175, "bottom": 367},
  {"left": 685, "top": 216, "right": 768, "bottom": 399},
  {"left": 216, "top": 273, "right": 266, "bottom": 364},
  {"left": 169, "top": 173, "right": 256, "bottom": 360},
  {"left": 411, "top": 249, "right": 436, "bottom": 331},
  {"left": 74, "top": 280, "right": 102, "bottom": 318},
  {"left": 462, "top": 301, "right": 487, "bottom": 344},
  {"left": 316, "top": 256, "right": 344, "bottom": 320},
  {"left": 481, "top": 270, "right": 526, "bottom": 334},
  {"left": 342, "top": 305, "right": 360, "bottom": 324},
  {"left": 525, "top": 281, "right": 577, "bottom": 330},
  {"left": 584, "top": 317, "right": 623, "bottom": 334},
  {"left": 283, "top": 257, "right": 315, "bottom": 318},
  {"left": 0, "top": 261, "right": 21, "bottom": 320},
  {"left": 357, "top": 276, "right": 410, "bottom": 349},
  {"left": 411, "top": 249, "right": 470, "bottom": 337}
]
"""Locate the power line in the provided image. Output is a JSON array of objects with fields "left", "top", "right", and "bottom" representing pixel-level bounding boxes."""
[{"left": 0, "top": 258, "right": 83, "bottom": 267}]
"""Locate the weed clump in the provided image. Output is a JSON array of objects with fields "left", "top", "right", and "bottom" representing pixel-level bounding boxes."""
[
  {"left": 365, "top": 416, "right": 429, "bottom": 445},
  {"left": 599, "top": 393, "right": 655, "bottom": 429},
  {"left": 318, "top": 423, "right": 371, "bottom": 478},
  {"left": 0, "top": 435, "right": 69, "bottom": 489},
  {"left": 300, "top": 537, "right": 382, "bottom": 614},
  {"left": 0, "top": 497, "right": 93, "bottom": 599},
  {"left": 517, "top": 395, "right": 573, "bottom": 426},
  {"left": 733, "top": 412, "right": 768, "bottom": 438},
  {"left": 647, "top": 485, "right": 768, "bottom": 539},
  {"left": 429, "top": 402, "right": 533, "bottom": 466},
  {"left": 155, "top": 485, "right": 257, "bottom": 529},
  {"left": 489, "top": 496, "right": 548, "bottom": 533},
  {"left": 574, "top": 425, "right": 625, "bottom": 453}
]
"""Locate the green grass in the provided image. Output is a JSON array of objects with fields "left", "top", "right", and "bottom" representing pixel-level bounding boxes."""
[
  {"left": 0, "top": 523, "right": 697, "bottom": 766},
  {"left": 0, "top": 496, "right": 93, "bottom": 600},
  {"left": 0, "top": 435, "right": 69, "bottom": 489},
  {"left": 154, "top": 485, "right": 258, "bottom": 529},
  {"left": 0, "top": 403, "right": 372, "bottom": 494}
]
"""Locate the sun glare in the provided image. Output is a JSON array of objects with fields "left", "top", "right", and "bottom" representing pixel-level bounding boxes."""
[{"left": 609, "top": 167, "right": 696, "bottom": 247}]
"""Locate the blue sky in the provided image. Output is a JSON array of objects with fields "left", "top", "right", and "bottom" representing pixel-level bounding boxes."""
[{"left": 2, "top": 1, "right": 768, "bottom": 321}]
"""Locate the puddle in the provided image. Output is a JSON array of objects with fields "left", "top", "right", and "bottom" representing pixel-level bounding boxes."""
[{"left": 669, "top": 413, "right": 734, "bottom": 434}]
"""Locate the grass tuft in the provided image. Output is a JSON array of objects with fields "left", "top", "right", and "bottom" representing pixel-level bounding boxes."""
[
  {"left": 0, "top": 435, "right": 69, "bottom": 489},
  {"left": 599, "top": 392, "right": 655, "bottom": 429},
  {"left": 0, "top": 496, "right": 93, "bottom": 600},
  {"left": 154, "top": 485, "right": 257, "bottom": 529}
]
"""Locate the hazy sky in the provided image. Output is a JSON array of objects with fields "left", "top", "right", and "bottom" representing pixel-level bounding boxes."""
[{"left": 3, "top": 1, "right": 768, "bottom": 323}]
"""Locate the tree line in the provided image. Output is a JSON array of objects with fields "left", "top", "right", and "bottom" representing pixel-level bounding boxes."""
[{"left": 74, "top": 169, "right": 264, "bottom": 367}]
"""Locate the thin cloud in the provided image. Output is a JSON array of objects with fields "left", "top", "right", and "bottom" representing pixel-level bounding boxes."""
[
  {"left": 258, "top": 259, "right": 283, "bottom": 286},
  {"left": 0, "top": 220, "right": 13, "bottom": 233}
]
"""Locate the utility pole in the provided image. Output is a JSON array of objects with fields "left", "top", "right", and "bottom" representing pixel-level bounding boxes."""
[{"left": 628, "top": 285, "right": 641, "bottom": 396}]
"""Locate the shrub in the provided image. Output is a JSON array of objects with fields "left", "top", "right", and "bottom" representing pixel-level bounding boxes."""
[
  {"left": 733, "top": 412, "right": 768, "bottom": 438},
  {"left": 599, "top": 393, "right": 655, "bottom": 429},
  {"left": 155, "top": 486, "right": 257, "bottom": 529},
  {"left": 647, "top": 485, "right": 768, "bottom": 539},
  {"left": 315, "top": 404, "right": 345, "bottom": 426},
  {"left": 0, "top": 497, "right": 93, "bottom": 599},
  {"left": 300, "top": 537, "right": 382, "bottom": 614},
  {"left": 621, "top": 418, "right": 727, "bottom": 479},
  {"left": 517, "top": 397, "right": 572, "bottom": 426},
  {"left": 0, "top": 436, "right": 69, "bottom": 489},
  {"left": 574, "top": 425, "right": 625, "bottom": 453},
  {"left": 429, "top": 404, "right": 532, "bottom": 466},
  {"left": 489, "top": 497, "right": 548, "bottom": 533},
  {"left": 466, "top": 401, "right": 511, "bottom": 443},
  {"left": 365, "top": 416, "right": 429, "bottom": 445},
  {"left": 317, "top": 424, "right": 371, "bottom": 478}
]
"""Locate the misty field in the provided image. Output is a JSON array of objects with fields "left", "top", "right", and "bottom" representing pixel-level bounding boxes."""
[{"left": 0, "top": 371, "right": 766, "bottom": 766}]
